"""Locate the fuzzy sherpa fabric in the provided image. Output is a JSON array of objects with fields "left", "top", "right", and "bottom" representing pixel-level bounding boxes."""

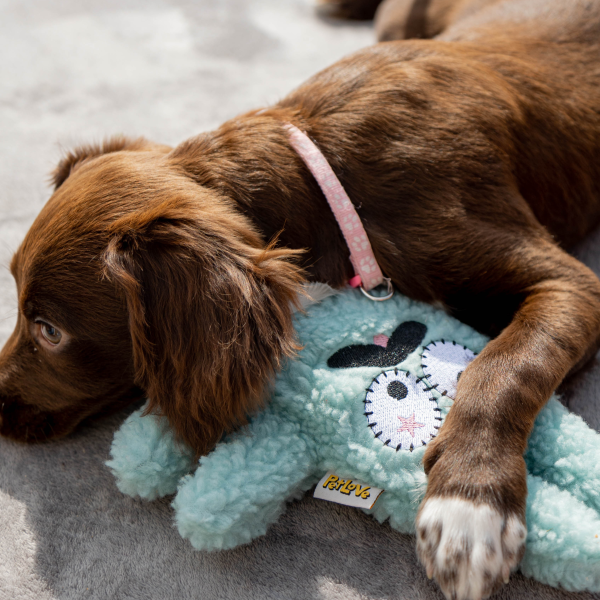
[{"left": 109, "top": 289, "right": 600, "bottom": 593}]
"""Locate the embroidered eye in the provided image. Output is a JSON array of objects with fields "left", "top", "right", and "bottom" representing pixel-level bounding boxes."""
[
  {"left": 38, "top": 321, "right": 62, "bottom": 345},
  {"left": 387, "top": 380, "right": 408, "bottom": 400},
  {"left": 365, "top": 370, "right": 441, "bottom": 451},
  {"left": 421, "top": 341, "right": 476, "bottom": 399}
]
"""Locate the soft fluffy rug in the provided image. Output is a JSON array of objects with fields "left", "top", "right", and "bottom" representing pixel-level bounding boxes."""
[{"left": 1, "top": 1, "right": 599, "bottom": 599}]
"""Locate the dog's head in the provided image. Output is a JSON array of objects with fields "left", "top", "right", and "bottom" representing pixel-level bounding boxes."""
[{"left": 0, "top": 137, "right": 304, "bottom": 455}]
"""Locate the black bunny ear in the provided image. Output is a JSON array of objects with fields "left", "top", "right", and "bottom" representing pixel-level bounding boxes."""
[
  {"left": 387, "top": 321, "right": 427, "bottom": 356},
  {"left": 327, "top": 321, "right": 427, "bottom": 369}
]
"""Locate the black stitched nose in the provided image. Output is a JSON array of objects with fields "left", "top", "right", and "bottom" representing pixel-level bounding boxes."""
[{"left": 387, "top": 380, "right": 408, "bottom": 400}]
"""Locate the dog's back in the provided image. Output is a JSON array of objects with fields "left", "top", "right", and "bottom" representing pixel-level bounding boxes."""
[
  {"left": 441, "top": 0, "right": 600, "bottom": 245},
  {"left": 284, "top": 0, "right": 600, "bottom": 261}
]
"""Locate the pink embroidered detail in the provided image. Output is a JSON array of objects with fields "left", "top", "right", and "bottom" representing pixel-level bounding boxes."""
[
  {"left": 285, "top": 124, "right": 385, "bottom": 291},
  {"left": 349, "top": 275, "right": 362, "bottom": 288},
  {"left": 397, "top": 413, "right": 425, "bottom": 438},
  {"left": 373, "top": 334, "right": 389, "bottom": 348}
]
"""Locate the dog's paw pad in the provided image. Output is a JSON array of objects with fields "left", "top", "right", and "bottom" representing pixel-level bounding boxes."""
[{"left": 416, "top": 497, "right": 526, "bottom": 600}]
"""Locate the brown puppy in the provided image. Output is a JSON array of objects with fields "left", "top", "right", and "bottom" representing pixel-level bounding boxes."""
[{"left": 3, "top": 0, "right": 600, "bottom": 598}]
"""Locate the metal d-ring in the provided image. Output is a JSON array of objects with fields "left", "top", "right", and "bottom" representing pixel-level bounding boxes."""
[{"left": 360, "top": 277, "right": 394, "bottom": 302}]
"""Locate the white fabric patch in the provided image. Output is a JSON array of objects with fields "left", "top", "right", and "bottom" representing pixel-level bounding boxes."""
[
  {"left": 365, "top": 370, "right": 441, "bottom": 451},
  {"left": 421, "top": 341, "right": 476, "bottom": 399},
  {"left": 313, "top": 472, "right": 384, "bottom": 510}
]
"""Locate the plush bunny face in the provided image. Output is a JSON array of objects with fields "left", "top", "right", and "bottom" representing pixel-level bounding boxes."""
[
  {"left": 270, "top": 293, "right": 487, "bottom": 491},
  {"left": 327, "top": 320, "right": 443, "bottom": 451}
]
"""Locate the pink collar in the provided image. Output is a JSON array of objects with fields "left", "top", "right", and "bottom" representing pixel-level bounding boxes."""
[{"left": 285, "top": 124, "right": 392, "bottom": 299}]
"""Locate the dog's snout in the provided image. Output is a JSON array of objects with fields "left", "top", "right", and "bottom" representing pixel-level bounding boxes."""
[
  {"left": 0, "top": 395, "right": 44, "bottom": 442},
  {"left": 0, "top": 397, "right": 8, "bottom": 430}
]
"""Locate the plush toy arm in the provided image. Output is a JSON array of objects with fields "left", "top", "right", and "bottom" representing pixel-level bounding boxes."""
[
  {"left": 525, "top": 396, "right": 600, "bottom": 513},
  {"left": 107, "top": 402, "right": 196, "bottom": 500},
  {"left": 173, "top": 410, "right": 317, "bottom": 551}
]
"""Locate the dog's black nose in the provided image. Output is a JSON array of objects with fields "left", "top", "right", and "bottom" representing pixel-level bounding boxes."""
[{"left": 0, "top": 396, "right": 41, "bottom": 442}]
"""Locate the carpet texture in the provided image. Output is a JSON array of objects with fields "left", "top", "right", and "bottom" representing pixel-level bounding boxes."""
[{"left": 0, "top": 1, "right": 599, "bottom": 599}]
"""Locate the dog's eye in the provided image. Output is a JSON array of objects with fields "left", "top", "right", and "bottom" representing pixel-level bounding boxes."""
[{"left": 39, "top": 322, "right": 62, "bottom": 345}]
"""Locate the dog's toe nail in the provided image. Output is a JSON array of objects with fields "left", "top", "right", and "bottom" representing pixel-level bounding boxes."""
[{"left": 503, "top": 565, "right": 510, "bottom": 584}]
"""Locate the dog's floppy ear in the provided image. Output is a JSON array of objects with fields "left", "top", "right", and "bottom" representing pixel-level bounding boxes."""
[
  {"left": 52, "top": 136, "right": 158, "bottom": 189},
  {"left": 103, "top": 194, "right": 305, "bottom": 458}
]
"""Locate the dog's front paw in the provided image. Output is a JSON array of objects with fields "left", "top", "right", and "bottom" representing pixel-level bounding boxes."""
[
  {"left": 416, "top": 496, "right": 526, "bottom": 600},
  {"left": 417, "top": 426, "right": 527, "bottom": 600}
]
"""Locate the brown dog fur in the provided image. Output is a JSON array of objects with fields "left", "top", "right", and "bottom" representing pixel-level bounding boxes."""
[{"left": 3, "top": 0, "right": 600, "bottom": 596}]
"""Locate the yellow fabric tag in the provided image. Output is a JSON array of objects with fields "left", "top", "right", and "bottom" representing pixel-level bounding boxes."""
[{"left": 313, "top": 472, "right": 384, "bottom": 510}]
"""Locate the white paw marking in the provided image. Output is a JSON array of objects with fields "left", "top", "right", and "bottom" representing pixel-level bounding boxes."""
[{"left": 416, "top": 497, "right": 526, "bottom": 600}]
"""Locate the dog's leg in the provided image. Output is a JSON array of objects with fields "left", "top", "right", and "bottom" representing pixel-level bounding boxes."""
[
  {"left": 416, "top": 238, "right": 600, "bottom": 600},
  {"left": 316, "top": 0, "right": 445, "bottom": 36},
  {"left": 375, "top": 0, "right": 438, "bottom": 40},
  {"left": 315, "top": 0, "right": 385, "bottom": 20},
  {"left": 373, "top": 0, "right": 502, "bottom": 41}
]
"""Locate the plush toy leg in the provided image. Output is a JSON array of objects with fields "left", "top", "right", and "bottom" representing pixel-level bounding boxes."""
[
  {"left": 107, "top": 403, "right": 196, "bottom": 500},
  {"left": 172, "top": 410, "right": 317, "bottom": 551},
  {"left": 367, "top": 472, "right": 426, "bottom": 534},
  {"left": 521, "top": 474, "right": 600, "bottom": 592},
  {"left": 525, "top": 397, "right": 600, "bottom": 513}
]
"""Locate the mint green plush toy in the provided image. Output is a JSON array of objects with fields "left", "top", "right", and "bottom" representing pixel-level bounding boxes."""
[{"left": 108, "top": 288, "right": 600, "bottom": 592}]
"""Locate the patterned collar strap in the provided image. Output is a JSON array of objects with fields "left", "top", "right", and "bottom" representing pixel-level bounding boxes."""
[{"left": 285, "top": 123, "right": 385, "bottom": 292}]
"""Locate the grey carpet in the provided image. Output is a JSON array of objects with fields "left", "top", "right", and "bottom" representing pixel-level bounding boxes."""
[{"left": 0, "top": 1, "right": 599, "bottom": 599}]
